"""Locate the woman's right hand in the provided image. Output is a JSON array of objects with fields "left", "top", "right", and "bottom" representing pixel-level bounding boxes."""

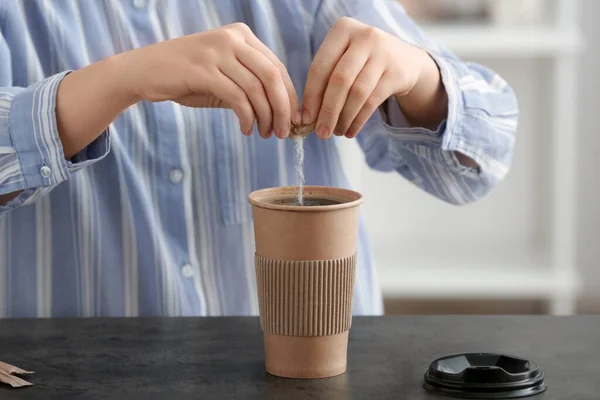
[{"left": 122, "top": 23, "right": 300, "bottom": 139}]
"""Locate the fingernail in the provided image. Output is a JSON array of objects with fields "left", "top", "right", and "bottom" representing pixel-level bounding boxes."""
[
  {"left": 266, "top": 130, "right": 272, "bottom": 139},
  {"left": 317, "top": 125, "right": 329, "bottom": 139},
  {"left": 275, "top": 128, "right": 284, "bottom": 139},
  {"left": 294, "top": 111, "right": 302, "bottom": 125},
  {"left": 302, "top": 109, "right": 311, "bottom": 125},
  {"left": 245, "top": 126, "right": 254, "bottom": 136}
]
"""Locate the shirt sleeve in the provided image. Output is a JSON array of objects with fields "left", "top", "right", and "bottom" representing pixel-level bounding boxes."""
[
  {"left": 310, "top": 0, "right": 518, "bottom": 205},
  {"left": 0, "top": 72, "right": 110, "bottom": 215}
]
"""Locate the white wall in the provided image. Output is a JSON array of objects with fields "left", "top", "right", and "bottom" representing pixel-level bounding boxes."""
[{"left": 576, "top": 0, "right": 600, "bottom": 311}]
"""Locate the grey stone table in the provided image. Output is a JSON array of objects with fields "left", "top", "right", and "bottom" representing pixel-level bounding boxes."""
[{"left": 0, "top": 316, "right": 599, "bottom": 399}]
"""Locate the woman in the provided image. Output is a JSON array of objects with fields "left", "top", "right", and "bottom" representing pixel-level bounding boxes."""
[{"left": 0, "top": 0, "right": 517, "bottom": 317}]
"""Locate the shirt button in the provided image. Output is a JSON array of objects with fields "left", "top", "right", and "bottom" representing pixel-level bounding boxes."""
[
  {"left": 133, "top": 0, "right": 147, "bottom": 8},
  {"left": 181, "top": 264, "right": 194, "bottom": 279},
  {"left": 169, "top": 168, "right": 183, "bottom": 184},
  {"left": 40, "top": 166, "right": 52, "bottom": 178}
]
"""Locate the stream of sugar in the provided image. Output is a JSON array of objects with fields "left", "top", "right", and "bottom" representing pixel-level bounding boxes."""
[{"left": 292, "top": 135, "right": 305, "bottom": 205}]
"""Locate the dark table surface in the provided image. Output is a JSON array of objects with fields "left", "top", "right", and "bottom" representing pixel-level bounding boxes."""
[{"left": 0, "top": 316, "right": 599, "bottom": 399}]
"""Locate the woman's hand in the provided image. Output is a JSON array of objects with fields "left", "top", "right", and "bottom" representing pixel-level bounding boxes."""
[
  {"left": 57, "top": 23, "right": 301, "bottom": 160},
  {"left": 123, "top": 23, "right": 301, "bottom": 139},
  {"left": 301, "top": 17, "right": 447, "bottom": 139}
]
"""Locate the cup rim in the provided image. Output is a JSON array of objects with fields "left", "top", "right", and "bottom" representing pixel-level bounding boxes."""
[{"left": 248, "top": 185, "right": 363, "bottom": 212}]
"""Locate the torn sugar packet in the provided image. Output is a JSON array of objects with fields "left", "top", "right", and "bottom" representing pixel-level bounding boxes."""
[
  {"left": 289, "top": 122, "right": 315, "bottom": 138},
  {"left": 0, "top": 361, "right": 34, "bottom": 387}
]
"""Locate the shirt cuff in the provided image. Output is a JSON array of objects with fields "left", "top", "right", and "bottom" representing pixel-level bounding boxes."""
[
  {"left": 8, "top": 71, "right": 111, "bottom": 190},
  {"left": 374, "top": 53, "right": 477, "bottom": 175}
]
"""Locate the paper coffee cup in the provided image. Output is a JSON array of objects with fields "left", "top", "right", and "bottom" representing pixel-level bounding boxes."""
[{"left": 248, "top": 186, "right": 363, "bottom": 379}]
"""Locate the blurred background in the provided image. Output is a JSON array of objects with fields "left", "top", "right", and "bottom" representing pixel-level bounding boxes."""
[{"left": 340, "top": 0, "right": 598, "bottom": 315}]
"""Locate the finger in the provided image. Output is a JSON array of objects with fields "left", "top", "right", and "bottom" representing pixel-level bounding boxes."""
[
  {"left": 335, "top": 59, "right": 384, "bottom": 136},
  {"left": 302, "top": 23, "right": 350, "bottom": 126},
  {"left": 208, "top": 73, "right": 255, "bottom": 136},
  {"left": 236, "top": 45, "right": 290, "bottom": 138},
  {"left": 315, "top": 44, "right": 370, "bottom": 139},
  {"left": 221, "top": 61, "right": 273, "bottom": 138},
  {"left": 345, "top": 75, "right": 392, "bottom": 138},
  {"left": 244, "top": 34, "right": 302, "bottom": 126}
]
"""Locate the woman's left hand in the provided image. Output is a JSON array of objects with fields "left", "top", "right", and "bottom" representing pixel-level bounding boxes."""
[{"left": 301, "top": 17, "right": 446, "bottom": 139}]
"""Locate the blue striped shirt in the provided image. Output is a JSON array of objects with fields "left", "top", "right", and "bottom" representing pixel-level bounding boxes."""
[{"left": 0, "top": 0, "right": 517, "bottom": 317}]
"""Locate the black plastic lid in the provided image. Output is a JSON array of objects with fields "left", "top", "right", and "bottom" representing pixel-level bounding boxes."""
[{"left": 423, "top": 353, "right": 547, "bottom": 399}]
